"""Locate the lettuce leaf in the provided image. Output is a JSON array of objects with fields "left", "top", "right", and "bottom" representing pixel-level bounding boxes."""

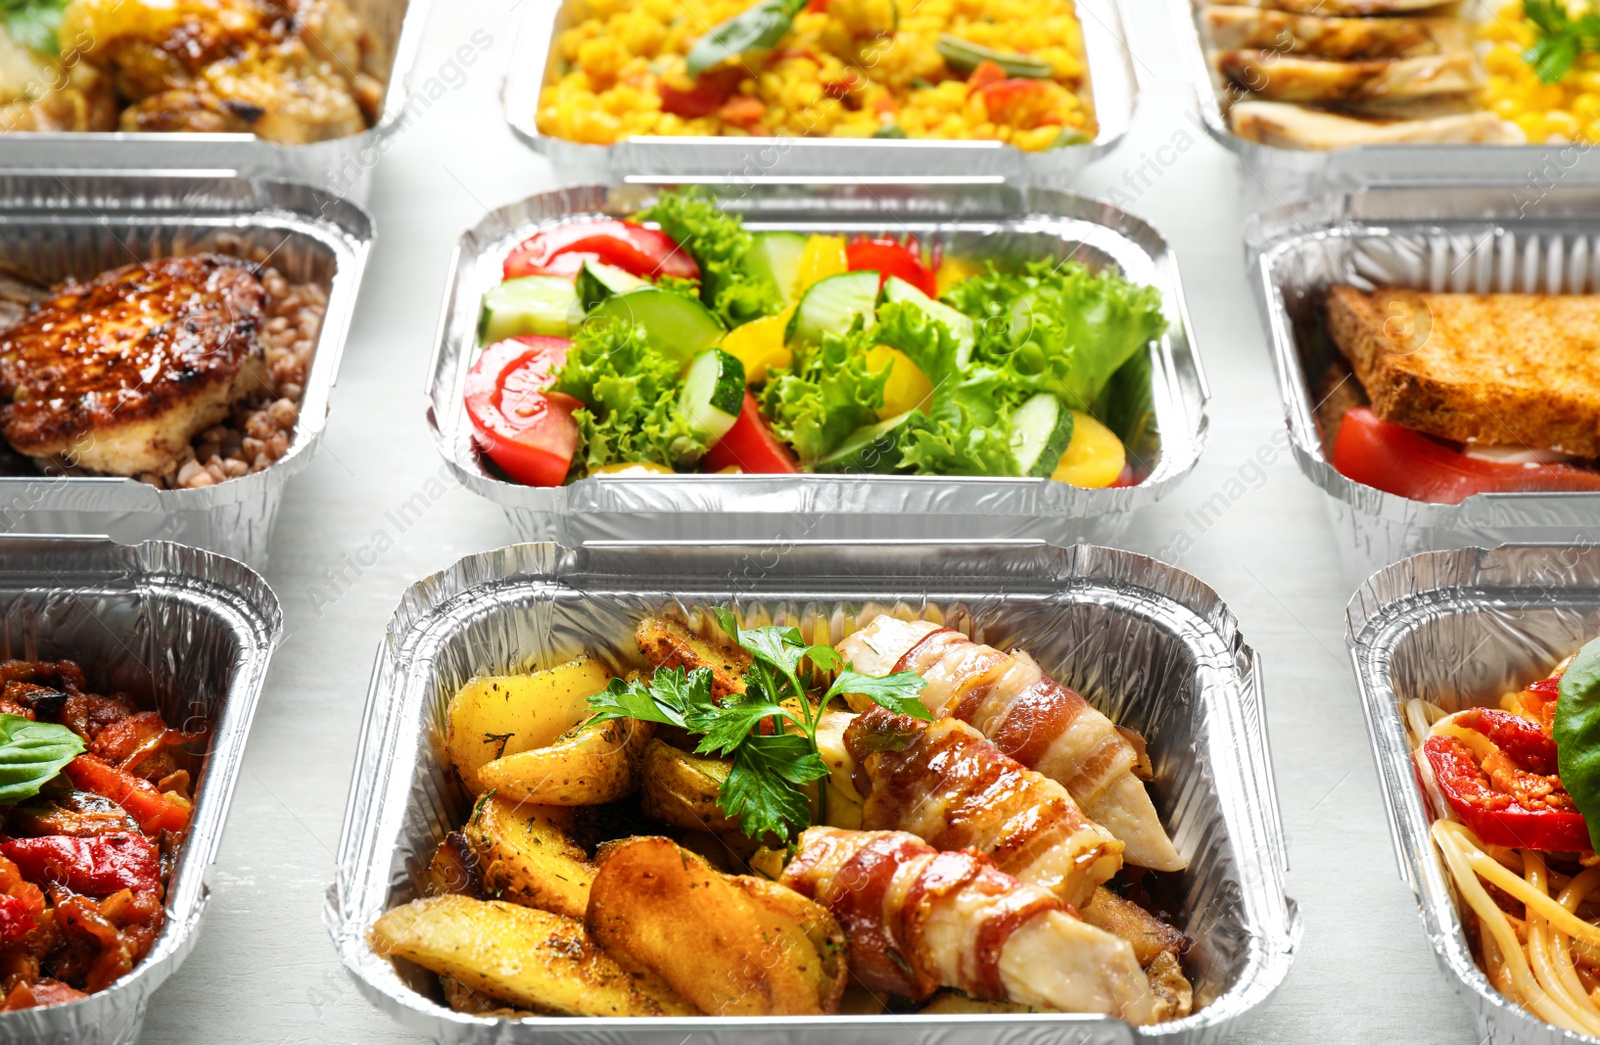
[
  {"left": 945, "top": 259, "right": 1166, "bottom": 411},
  {"left": 638, "top": 192, "right": 779, "bottom": 329},
  {"left": 551, "top": 313, "right": 705, "bottom": 473},
  {"left": 759, "top": 322, "right": 889, "bottom": 466}
]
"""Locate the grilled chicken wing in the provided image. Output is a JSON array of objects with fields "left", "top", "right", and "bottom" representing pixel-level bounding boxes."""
[
  {"left": 837, "top": 616, "right": 1185, "bottom": 872},
  {"left": 1200, "top": 7, "right": 1465, "bottom": 58},
  {"left": 61, "top": 0, "right": 384, "bottom": 143},
  {"left": 0, "top": 256, "right": 268, "bottom": 476},
  {"left": 845, "top": 706, "right": 1122, "bottom": 908},
  {"left": 781, "top": 827, "right": 1165, "bottom": 1022}
]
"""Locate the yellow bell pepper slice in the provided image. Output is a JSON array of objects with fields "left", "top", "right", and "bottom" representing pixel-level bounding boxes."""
[
  {"left": 863, "top": 344, "right": 934, "bottom": 418},
  {"left": 796, "top": 235, "right": 848, "bottom": 293},
  {"left": 588, "top": 462, "right": 676, "bottom": 477},
  {"left": 1050, "top": 410, "right": 1126, "bottom": 488},
  {"left": 719, "top": 307, "right": 795, "bottom": 383},
  {"left": 935, "top": 256, "right": 979, "bottom": 298}
]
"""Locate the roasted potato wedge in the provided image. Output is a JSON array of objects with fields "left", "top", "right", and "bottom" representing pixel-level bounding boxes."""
[
  {"left": 440, "top": 974, "right": 525, "bottom": 1017},
  {"left": 1080, "top": 887, "right": 1187, "bottom": 966},
  {"left": 639, "top": 739, "right": 739, "bottom": 833},
  {"left": 421, "top": 831, "right": 485, "bottom": 899},
  {"left": 586, "top": 836, "right": 846, "bottom": 1016},
  {"left": 635, "top": 616, "right": 750, "bottom": 698},
  {"left": 446, "top": 656, "right": 611, "bottom": 793},
  {"left": 477, "top": 716, "right": 654, "bottom": 805},
  {"left": 464, "top": 795, "right": 594, "bottom": 918},
  {"left": 370, "top": 895, "right": 698, "bottom": 1017}
]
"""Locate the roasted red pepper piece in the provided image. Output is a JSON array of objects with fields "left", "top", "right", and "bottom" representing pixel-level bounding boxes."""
[
  {"left": 0, "top": 833, "right": 161, "bottom": 896},
  {"left": 65, "top": 755, "right": 191, "bottom": 836},
  {"left": 1423, "top": 707, "right": 1592, "bottom": 852}
]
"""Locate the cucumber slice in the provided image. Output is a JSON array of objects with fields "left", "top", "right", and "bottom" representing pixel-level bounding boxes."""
[
  {"left": 576, "top": 260, "right": 647, "bottom": 311},
  {"left": 786, "top": 270, "right": 879, "bottom": 346},
  {"left": 1008, "top": 394, "right": 1074, "bottom": 478},
  {"left": 678, "top": 348, "right": 746, "bottom": 442},
  {"left": 588, "top": 287, "right": 726, "bottom": 369},
  {"left": 745, "top": 231, "right": 809, "bottom": 306},
  {"left": 479, "top": 276, "right": 582, "bottom": 342},
  {"left": 881, "top": 275, "right": 975, "bottom": 366},
  {"left": 815, "top": 411, "right": 918, "bottom": 474}
]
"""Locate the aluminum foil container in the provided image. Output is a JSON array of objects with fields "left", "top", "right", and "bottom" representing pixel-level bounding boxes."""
[
  {"left": 0, "top": 534, "right": 281, "bottom": 1045},
  {"left": 0, "top": 171, "right": 374, "bottom": 569},
  {"left": 1169, "top": 0, "right": 1600, "bottom": 208},
  {"left": 328, "top": 539, "right": 1299, "bottom": 1044},
  {"left": 428, "top": 181, "right": 1208, "bottom": 544},
  {"left": 1348, "top": 543, "right": 1600, "bottom": 1045},
  {"left": 1242, "top": 182, "right": 1600, "bottom": 582},
  {"left": 503, "top": 0, "right": 1136, "bottom": 185},
  {"left": 0, "top": 0, "right": 432, "bottom": 203}
]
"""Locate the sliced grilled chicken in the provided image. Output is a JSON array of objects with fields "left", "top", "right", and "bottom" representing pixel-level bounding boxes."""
[
  {"left": 1229, "top": 99, "right": 1521, "bottom": 147},
  {"left": 1216, "top": 50, "right": 1477, "bottom": 104},
  {"left": 1201, "top": 6, "right": 1465, "bottom": 58},
  {"left": 0, "top": 255, "right": 267, "bottom": 476}
]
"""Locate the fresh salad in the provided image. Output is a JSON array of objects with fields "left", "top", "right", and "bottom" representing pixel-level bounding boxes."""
[{"left": 464, "top": 191, "right": 1167, "bottom": 488}]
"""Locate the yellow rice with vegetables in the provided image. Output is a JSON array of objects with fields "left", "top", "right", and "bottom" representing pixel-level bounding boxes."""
[{"left": 536, "top": 0, "right": 1095, "bottom": 150}]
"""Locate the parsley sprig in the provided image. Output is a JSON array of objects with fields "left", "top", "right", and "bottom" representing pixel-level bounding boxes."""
[
  {"left": 588, "top": 609, "right": 931, "bottom": 843},
  {"left": 1523, "top": 0, "right": 1600, "bottom": 84}
]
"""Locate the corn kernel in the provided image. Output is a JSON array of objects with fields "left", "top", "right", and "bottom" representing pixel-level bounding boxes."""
[{"left": 1517, "top": 111, "right": 1549, "bottom": 142}]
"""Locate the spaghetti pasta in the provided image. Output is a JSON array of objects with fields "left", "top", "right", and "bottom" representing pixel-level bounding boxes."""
[{"left": 1409, "top": 673, "right": 1600, "bottom": 1036}]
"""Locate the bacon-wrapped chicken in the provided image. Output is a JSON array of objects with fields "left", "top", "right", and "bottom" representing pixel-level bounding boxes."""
[{"left": 837, "top": 617, "right": 1185, "bottom": 872}]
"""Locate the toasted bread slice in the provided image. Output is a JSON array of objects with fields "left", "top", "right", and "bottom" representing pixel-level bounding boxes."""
[
  {"left": 1228, "top": 100, "right": 1519, "bottom": 148},
  {"left": 1326, "top": 285, "right": 1600, "bottom": 457},
  {"left": 1216, "top": 50, "right": 1477, "bottom": 104},
  {"left": 1201, "top": 7, "right": 1465, "bottom": 58}
]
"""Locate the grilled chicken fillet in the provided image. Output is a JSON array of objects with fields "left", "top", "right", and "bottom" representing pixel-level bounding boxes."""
[{"left": 0, "top": 255, "right": 268, "bottom": 476}]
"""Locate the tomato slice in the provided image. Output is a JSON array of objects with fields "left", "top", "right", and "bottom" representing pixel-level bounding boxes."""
[
  {"left": 703, "top": 392, "right": 799, "bottom": 474},
  {"left": 1331, "top": 407, "right": 1600, "bottom": 504},
  {"left": 657, "top": 67, "right": 745, "bottom": 119},
  {"left": 846, "top": 238, "right": 937, "bottom": 298},
  {"left": 503, "top": 219, "right": 699, "bottom": 282},
  {"left": 464, "top": 337, "right": 581, "bottom": 487}
]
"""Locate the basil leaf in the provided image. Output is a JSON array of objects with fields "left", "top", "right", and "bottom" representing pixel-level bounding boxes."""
[
  {"left": 686, "top": 0, "right": 806, "bottom": 77},
  {"left": 1553, "top": 637, "right": 1600, "bottom": 850},
  {"left": 0, "top": 714, "right": 84, "bottom": 805}
]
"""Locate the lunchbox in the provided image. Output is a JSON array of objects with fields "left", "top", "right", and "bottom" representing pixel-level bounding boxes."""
[
  {"left": 1244, "top": 182, "right": 1600, "bottom": 582},
  {"left": 1170, "top": 0, "right": 1600, "bottom": 207},
  {"left": 327, "top": 539, "right": 1299, "bottom": 1044},
  {"left": 0, "top": 0, "right": 433, "bottom": 202},
  {"left": 0, "top": 535, "right": 280, "bottom": 1045},
  {"left": 0, "top": 171, "right": 374, "bottom": 569},
  {"left": 428, "top": 180, "right": 1208, "bottom": 545},
  {"left": 503, "top": 0, "right": 1137, "bottom": 185},
  {"left": 1350, "top": 543, "right": 1600, "bottom": 1045}
]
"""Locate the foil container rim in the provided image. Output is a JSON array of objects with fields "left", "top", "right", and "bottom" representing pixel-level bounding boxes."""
[
  {"left": 427, "top": 182, "right": 1209, "bottom": 523},
  {"left": 329, "top": 539, "right": 1299, "bottom": 1042}
]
